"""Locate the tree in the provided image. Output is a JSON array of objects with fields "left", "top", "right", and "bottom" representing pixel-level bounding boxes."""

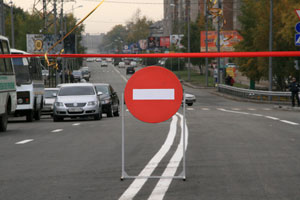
[{"left": 235, "top": 0, "right": 300, "bottom": 90}]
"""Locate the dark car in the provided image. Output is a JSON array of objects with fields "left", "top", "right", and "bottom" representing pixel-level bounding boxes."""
[
  {"left": 94, "top": 83, "right": 119, "bottom": 117},
  {"left": 126, "top": 66, "right": 135, "bottom": 75}
]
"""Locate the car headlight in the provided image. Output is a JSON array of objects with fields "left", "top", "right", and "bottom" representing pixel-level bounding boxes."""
[
  {"left": 101, "top": 99, "right": 111, "bottom": 104},
  {"left": 87, "top": 101, "right": 97, "bottom": 106},
  {"left": 55, "top": 102, "right": 64, "bottom": 107}
]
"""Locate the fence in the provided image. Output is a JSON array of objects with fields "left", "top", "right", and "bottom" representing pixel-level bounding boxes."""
[{"left": 218, "top": 84, "right": 291, "bottom": 103}]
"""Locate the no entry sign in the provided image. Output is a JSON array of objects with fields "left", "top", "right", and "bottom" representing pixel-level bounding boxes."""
[{"left": 124, "top": 66, "right": 183, "bottom": 123}]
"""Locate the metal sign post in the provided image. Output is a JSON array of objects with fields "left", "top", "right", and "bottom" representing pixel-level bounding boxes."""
[{"left": 121, "top": 92, "right": 187, "bottom": 181}]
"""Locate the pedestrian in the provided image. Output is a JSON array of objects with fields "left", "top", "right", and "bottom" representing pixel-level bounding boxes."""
[{"left": 288, "top": 77, "right": 300, "bottom": 107}]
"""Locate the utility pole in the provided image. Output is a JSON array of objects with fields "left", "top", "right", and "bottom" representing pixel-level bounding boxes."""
[
  {"left": 217, "top": 0, "right": 221, "bottom": 85},
  {"left": 205, "top": 0, "right": 209, "bottom": 86},
  {"left": 60, "top": 0, "right": 65, "bottom": 83},
  {"left": 268, "top": 0, "right": 273, "bottom": 99},
  {"left": 10, "top": 1, "right": 14, "bottom": 48},
  {"left": 187, "top": 0, "right": 191, "bottom": 81},
  {"left": 0, "top": 0, "right": 5, "bottom": 36}
]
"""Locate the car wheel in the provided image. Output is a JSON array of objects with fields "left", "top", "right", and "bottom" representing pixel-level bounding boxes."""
[
  {"left": 53, "top": 115, "right": 63, "bottom": 122},
  {"left": 94, "top": 111, "right": 102, "bottom": 120},
  {"left": 34, "top": 108, "right": 41, "bottom": 120},
  {"left": 107, "top": 105, "right": 113, "bottom": 117},
  {"left": 187, "top": 103, "right": 193, "bottom": 106},
  {"left": 0, "top": 108, "right": 8, "bottom": 132},
  {"left": 26, "top": 110, "right": 34, "bottom": 122}
]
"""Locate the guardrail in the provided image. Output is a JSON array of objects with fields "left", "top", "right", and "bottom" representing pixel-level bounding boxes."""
[{"left": 218, "top": 84, "right": 291, "bottom": 103}]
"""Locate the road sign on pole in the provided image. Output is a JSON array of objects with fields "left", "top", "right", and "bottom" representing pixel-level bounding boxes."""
[
  {"left": 295, "top": 9, "right": 300, "bottom": 20},
  {"left": 124, "top": 66, "right": 183, "bottom": 123},
  {"left": 296, "top": 22, "right": 300, "bottom": 33},
  {"left": 296, "top": 34, "right": 300, "bottom": 46}
]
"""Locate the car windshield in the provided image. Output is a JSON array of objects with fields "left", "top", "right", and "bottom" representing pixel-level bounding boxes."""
[
  {"left": 95, "top": 85, "right": 109, "bottom": 95},
  {"left": 45, "top": 90, "right": 58, "bottom": 98},
  {"left": 73, "top": 71, "right": 81, "bottom": 75},
  {"left": 59, "top": 86, "right": 95, "bottom": 96}
]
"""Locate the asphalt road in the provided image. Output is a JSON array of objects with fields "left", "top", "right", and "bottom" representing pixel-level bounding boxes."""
[{"left": 1, "top": 61, "right": 300, "bottom": 200}]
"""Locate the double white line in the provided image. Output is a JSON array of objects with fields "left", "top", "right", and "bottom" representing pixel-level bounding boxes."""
[{"left": 119, "top": 113, "right": 188, "bottom": 200}]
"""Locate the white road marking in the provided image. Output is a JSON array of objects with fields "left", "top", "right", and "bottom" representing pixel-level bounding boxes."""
[
  {"left": 263, "top": 108, "right": 271, "bottom": 111},
  {"left": 72, "top": 123, "right": 81, "bottom": 126},
  {"left": 133, "top": 89, "right": 174, "bottom": 100},
  {"left": 112, "top": 66, "right": 128, "bottom": 82},
  {"left": 265, "top": 116, "right": 279, "bottom": 120},
  {"left": 218, "top": 108, "right": 250, "bottom": 115},
  {"left": 148, "top": 113, "right": 188, "bottom": 200},
  {"left": 187, "top": 108, "right": 194, "bottom": 111},
  {"left": 248, "top": 108, "right": 256, "bottom": 111},
  {"left": 252, "top": 113, "right": 263, "bottom": 117},
  {"left": 119, "top": 115, "right": 179, "bottom": 200},
  {"left": 280, "top": 120, "right": 299, "bottom": 125},
  {"left": 201, "top": 108, "right": 210, "bottom": 111},
  {"left": 15, "top": 139, "right": 34, "bottom": 144},
  {"left": 232, "top": 108, "right": 241, "bottom": 111},
  {"left": 51, "top": 129, "right": 63, "bottom": 133}
]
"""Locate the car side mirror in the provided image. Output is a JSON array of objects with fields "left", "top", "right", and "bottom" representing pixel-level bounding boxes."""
[
  {"left": 53, "top": 93, "right": 57, "bottom": 97},
  {"left": 97, "top": 92, "right": 103, "bottom": 96}
]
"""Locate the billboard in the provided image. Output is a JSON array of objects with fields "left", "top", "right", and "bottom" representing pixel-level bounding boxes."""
[
  {"left": 170, "top": 34, "right": 184, "bottom": 49},
  {"left": 160, "top": 37, "right": 170, "bottom": 48},
  {"left": 26, "top": 34, "right": 63, "bottom": 54},
  {"left": 138, "top": 39, "right": 148, "bottom": 50},
  {"left": 200, "top": 31, "right": 243, "bottom": 52},
  {"left": 148, "top": 37, "right": 160, "bottom": 49}
]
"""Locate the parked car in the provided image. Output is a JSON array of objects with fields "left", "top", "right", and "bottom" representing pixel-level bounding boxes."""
[
  {"left": 94, "top": 83, "right": 119, "bottom": 117},
  {"left": 72, "top": 70, "right": 82, "bottom": 82},
  {"left": 118, "top": 62, "right": 125, "bottom": 68},
  {"left": 126, "top": 66, "right": 135, "bottom": 75},
  {"left": 86, "top": 58, "right": 95, "bottom": 62},
  {"left": 101, "top": 61, "right": 108, "bottom": 67},
  {"left": 184, "top": 93, "right": 196, "bottom": 106},
  {"left": 96, "top": 58, "right": 102, "bottom": 62},
  {"left": 130, "top": 61, "right": 137, "bottom": 67},
  {"left": 81, "top": 70, "right": 90, "bottom": 81},
  {"left": 124, "top": 59, "right": 131, "bottom": 65},
  {"left": 42, "top": 88, "right": 59, "bottom": 115},
  {"left": 53, "top": 83, "right": 102, "bottom": 121},
  {"left": 114, "top": 58, "right": 122, "bottom": 66}
]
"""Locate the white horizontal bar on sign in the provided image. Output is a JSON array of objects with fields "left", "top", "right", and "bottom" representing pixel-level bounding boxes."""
[{"left": 133, "top": 89, "right": 175, "bottom": 100}]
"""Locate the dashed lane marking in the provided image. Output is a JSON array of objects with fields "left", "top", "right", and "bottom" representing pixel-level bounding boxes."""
[
  {"left": 252, "top": 113, "right": 263, "bottom": 117},
  {"left": 232, "top": 108, "right": 241, "bottom": 111},
  {"left": 187, "top": 108, "right": 194, "bottom": 111},
  {"left": 265, "top": 116, "right": 279, "bottom": 120},
  {"left": 201, "top": 108, "right": 210, "bottom": 111},
  {"left": 51, "top": 129, "right": 63, "bottom": 133},
  {"left": 72, "top": 123, "right": 81, "bottom": 126},
  {"left": 280, "top": 120, "right": 299, "bottom": 125},
  {"left": 248, "top": 108, "right": 256, "bottom": 111},
  {"left": 263, "top": 108, "right": 272, "bottom": 111},
  {"left": 15, "top": 139, "right": 34, "bottom": 144}
]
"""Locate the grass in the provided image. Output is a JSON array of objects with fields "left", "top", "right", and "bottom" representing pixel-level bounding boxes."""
[{"left": 173, "top": 69, "right": 215, "bottom": 87}]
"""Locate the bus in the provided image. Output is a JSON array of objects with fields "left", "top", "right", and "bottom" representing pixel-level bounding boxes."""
[
  {"left": 0, "top": 36, "right": 17, "bottom": 132},
  {"left": 11, "top": 49, "right": 45, "bottom": 122}
]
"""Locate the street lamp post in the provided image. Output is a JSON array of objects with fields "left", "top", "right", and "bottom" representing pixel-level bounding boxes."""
[
  {"left": 10, "top": 1, "right": 15, "bottom": 48},
  {"left": 217, "top": 0, "right": 221, "bottom": 85},
  {"left": 205, "top": 0, "right": 209, "bottom": 86},
  {"left": 268, "top": 0, "right": 273, "bottom": 99},
  {"left": 187, "top": 0, "right": 191, "bottom": 81}
]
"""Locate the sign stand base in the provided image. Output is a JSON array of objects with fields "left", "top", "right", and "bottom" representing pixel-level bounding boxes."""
[{"left": 121, "top": 93, "right": 187, "bottom": 181}]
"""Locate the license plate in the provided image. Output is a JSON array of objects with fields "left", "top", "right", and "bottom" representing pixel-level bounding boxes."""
[{"left": 68, "top": 108, "right": 82, "bottom": 112}]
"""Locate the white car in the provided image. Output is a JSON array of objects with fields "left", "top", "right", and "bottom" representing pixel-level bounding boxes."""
[
  {"left": 118, "top": 62, "right": 125, "bottom": 68},
  {"left": 130, "top": 61, "right": 137, "bottom": 67},
  {"left": 86, "top": 58, "right": 95, "bottom": 62},
  {"left": 101, "top": 61, "right": 108, "bottom": 67},
  {"left": 96, "top": 58, "right": 102, "bottom": 62},
  {"left": 184, "top": 93, "right": 196, "bottom": 106}
]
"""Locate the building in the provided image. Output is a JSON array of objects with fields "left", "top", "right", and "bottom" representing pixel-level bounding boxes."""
[{"left": 164, "top": 0, "right": 242, "bottom": 35}]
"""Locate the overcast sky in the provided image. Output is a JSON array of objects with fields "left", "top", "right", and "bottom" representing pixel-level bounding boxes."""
[{"left": 7, "top": 0, "right": 164, "bottom": 34}]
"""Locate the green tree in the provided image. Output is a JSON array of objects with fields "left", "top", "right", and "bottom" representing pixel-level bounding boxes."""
[{"left": 235, "top": 0, "right": 300, "bottom": 90}]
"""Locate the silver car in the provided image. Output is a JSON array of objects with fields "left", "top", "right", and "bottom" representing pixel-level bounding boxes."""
[
  {"left": 42, "top": 88, "right": 59, "bottom": 115},
  {"left": 53, "top": 83, "right": 102, "bottom": 122}
]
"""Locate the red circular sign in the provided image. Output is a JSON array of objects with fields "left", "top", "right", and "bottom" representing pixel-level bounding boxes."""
[{"left": 124, "top": 66, "right": 183, "bottom": 123}]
